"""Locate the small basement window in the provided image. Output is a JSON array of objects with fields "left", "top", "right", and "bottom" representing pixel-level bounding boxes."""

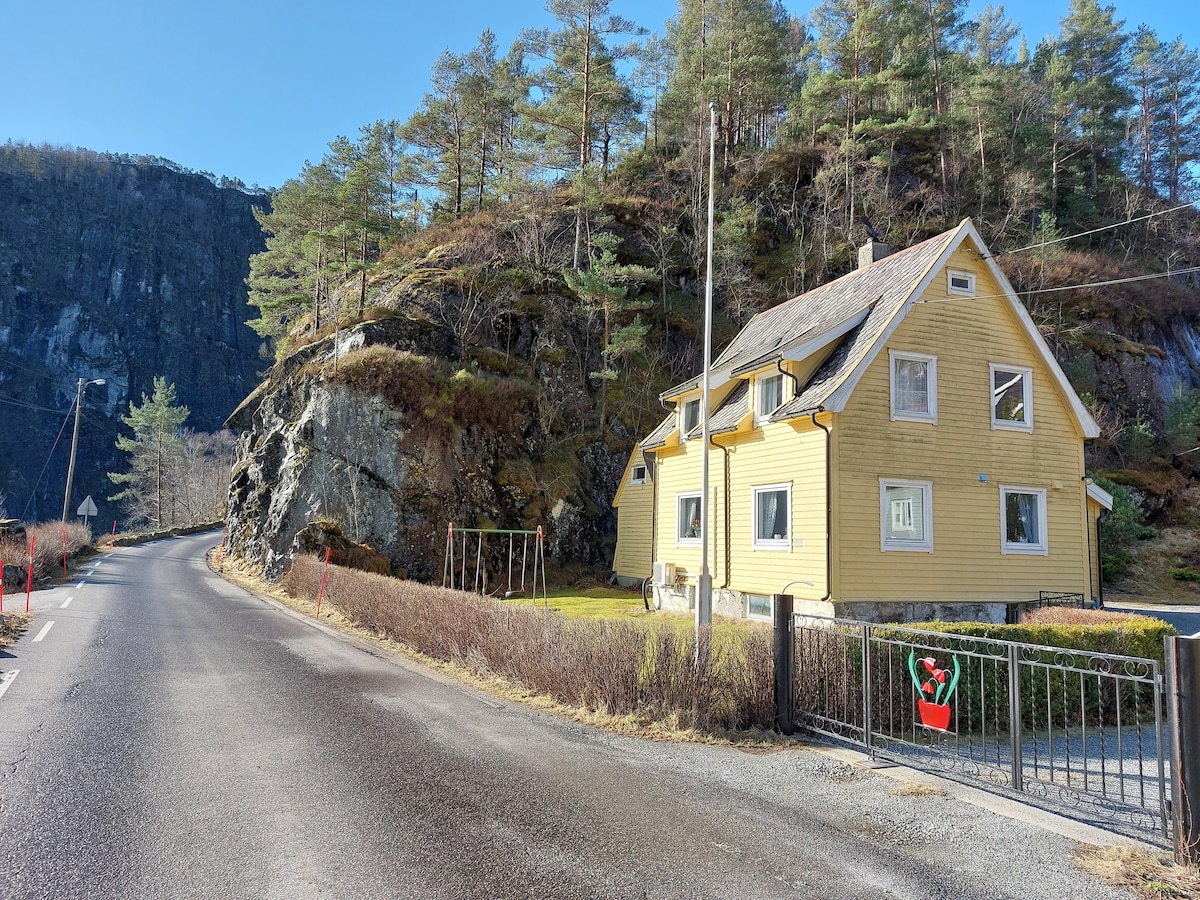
[{"left": 746, "top": 594, "right": 774, "bottom": 620}]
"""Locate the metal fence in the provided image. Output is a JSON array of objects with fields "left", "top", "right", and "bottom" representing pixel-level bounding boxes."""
[{"left": 792, "top": 613, "right": 1170, "bottom": 843}]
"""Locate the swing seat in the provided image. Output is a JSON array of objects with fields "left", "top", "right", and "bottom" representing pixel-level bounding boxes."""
[{"left": 504, "top": 590, "right": 526, "bottom": 600}]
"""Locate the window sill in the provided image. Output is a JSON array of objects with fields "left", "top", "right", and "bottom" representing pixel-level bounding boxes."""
[
  {"left": 890, "top": 411, "right": 937, "bottom": 424},
  {"left": 1002, "top": 544, "right": 1048, "bottom": 555},
  {"left": 991, "top": 420, "right": 1033, "bottom": 433},
  {"left": 752, "top": 540, "right": 791, "bottom": 552},
  {"left": 676, "top": 538, "right": 701, "bottom": 548},
  {"left": 881, "top": 542, "right": 934, "bottom": 553}
]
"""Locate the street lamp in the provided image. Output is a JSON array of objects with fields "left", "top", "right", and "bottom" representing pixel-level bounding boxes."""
[{"left": 61, "top": 378, "right": 105, "bottom": 525}]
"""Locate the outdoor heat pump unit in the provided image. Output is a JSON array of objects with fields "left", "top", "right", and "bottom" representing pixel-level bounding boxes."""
[{"left": 652, "top": 561, "right": 676, "bottom": 585}]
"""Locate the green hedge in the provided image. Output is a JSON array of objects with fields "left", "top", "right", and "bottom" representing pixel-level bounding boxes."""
[{"left": 902, "top": 619, "right": 1176, "bottom": 666}]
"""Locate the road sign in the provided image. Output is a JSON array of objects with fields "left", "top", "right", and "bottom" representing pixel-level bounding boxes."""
[{"left": 77, "top": 495, "right": 98, "bottom": 517}]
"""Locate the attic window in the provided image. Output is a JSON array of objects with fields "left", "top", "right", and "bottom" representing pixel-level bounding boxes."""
[
  {"left": 991, "top": 364, "right": 1033, "bottom": 431},
  {"left": 631, "top": 464, "right": 648, "bottom": 484},
  {"left": 947, "top": 270, "right": 976, "bottom": 297},
  {"left": 680, "top": 397, "right": 701, "bottom": 439}
]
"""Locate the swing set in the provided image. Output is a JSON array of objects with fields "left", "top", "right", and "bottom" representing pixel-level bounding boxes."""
[{"left": 441, "top": 523, "right": 548, "bottom": 606}]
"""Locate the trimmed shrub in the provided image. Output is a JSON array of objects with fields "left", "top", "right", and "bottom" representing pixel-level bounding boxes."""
[{"left": 282, "top": 555, "right": 774, "bottom": 732}]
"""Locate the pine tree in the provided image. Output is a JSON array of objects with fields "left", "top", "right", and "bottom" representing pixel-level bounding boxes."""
[
  {"left": 108, "top": 377, "right": 190, "bottom": 529},
  {"left": 1058, "top": 0, "right": 1131, "bottom": 194},
  {"left": 564, "top": 231, "right": 652, "bottom": 424}
]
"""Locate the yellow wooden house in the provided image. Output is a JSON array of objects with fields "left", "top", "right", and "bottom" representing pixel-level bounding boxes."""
[{"left": 612, "top": 218, "right": 1113, "bottom": 622}]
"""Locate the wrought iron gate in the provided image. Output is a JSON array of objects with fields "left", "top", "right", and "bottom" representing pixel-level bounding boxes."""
[{"left": 792, "top": 614, "right": 1170, "bottom": 843}]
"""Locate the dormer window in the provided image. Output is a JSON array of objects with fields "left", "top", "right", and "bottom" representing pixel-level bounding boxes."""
[
  {"left": 947, "top": 270, "right": 975, "bottom": 297},
  {"left": 680, "top": 397, "right": 701, "bottom": 439},
  {"left": 755, "top": 373, "right": 784, "bottom": 423}
]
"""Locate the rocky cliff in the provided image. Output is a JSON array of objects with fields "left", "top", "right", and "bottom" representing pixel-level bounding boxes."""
[
  {"left": 224, "top": 311, "right": 627, "bottom": 583},
  {"left": 0, "top": 145, "right": 267, "bottom": 527}
]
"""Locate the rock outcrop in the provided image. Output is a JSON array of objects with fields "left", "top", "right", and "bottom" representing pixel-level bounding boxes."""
[{"left": 224, "top": 316, "right": 622, "bottom": 582}]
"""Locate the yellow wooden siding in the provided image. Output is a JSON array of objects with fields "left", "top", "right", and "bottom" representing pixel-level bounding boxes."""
[
  {"left": 833, "top": 245, "right": 1090, "bottom": 602},
  {"left": 613, "top": 449, "right": 655, "bottom": 579},
  {"left": 652, "top": 412, "right": 830, "bottom": 599}
]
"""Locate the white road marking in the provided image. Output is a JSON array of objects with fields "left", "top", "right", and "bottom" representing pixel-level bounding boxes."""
[
  {"left": 85, "top": 569, "right": 95, "bottom": 576},
  {"left": 75, "top": 581, "right": 85, "bottom": 589},
  {"left": 0, "top": 670, "right": 18, "bottom": 701},
  {"left": 60, "top": 596, "right": 74, "bottom": 609},
  {"left": 32, "top": 622, "right": 54, "bottom": 642}
]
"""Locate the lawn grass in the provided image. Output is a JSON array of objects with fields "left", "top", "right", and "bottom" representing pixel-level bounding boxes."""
[{"left": 541, "top": 585, "right": 655, "bottom": 618}]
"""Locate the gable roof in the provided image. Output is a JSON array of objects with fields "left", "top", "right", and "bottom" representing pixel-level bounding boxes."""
[{"left": 646, "top": 218, "right": 1099, "bottom": 442}]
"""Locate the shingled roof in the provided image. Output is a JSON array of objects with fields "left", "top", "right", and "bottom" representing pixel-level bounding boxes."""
[{"left": 643, "top": 218, "right": 1100, "bottom": 444}]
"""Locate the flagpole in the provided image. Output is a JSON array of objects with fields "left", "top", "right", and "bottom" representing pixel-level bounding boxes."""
[{"left": 697, "top": 101, "right": 717, "bottom": 656}]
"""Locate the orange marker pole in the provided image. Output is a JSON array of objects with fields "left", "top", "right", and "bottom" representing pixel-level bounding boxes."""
[
  {"left": 62, "top": 528, "right": 68, "bottom": 580},
  {"left": 109, "top": 520, "right": 117, "bottom": 548},
  {"left": 315, "top": 547, "right": 332, "bottom": 618}
]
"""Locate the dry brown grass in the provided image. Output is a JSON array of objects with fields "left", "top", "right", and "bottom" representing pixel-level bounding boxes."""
[
  {"left": 278, "top": 554, "right": 775, "bottom": 733},
  {"left": 0, "top": 521, "right": 93, "bottom": 585},
  {"left": 1109, "top": 526, "right": 1200, "bottom": 606},
  {"left": 1076, "top": 846, "right": 1200, "bottom": 898},
  {"left": 889, "top": 781, "right": 946, "bottom": 797},
  {"left": 0, "top": 611, "right": 31, "bottom": 649}
]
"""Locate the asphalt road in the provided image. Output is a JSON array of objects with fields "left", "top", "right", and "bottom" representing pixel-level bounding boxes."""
[{"left": 0, "top": 532, "right": 1137, "bottom": 900}]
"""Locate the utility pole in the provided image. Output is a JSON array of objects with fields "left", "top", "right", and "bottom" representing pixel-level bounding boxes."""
[
  {"left": 62, "top": 378, "right": 105, "bottom": 525},
  {"left": 697, "top": 100, "right": 717, "bottom": 658}
]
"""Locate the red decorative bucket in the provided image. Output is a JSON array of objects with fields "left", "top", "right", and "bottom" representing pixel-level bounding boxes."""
[{"left": 917, "top": 699, "right": 951, "bottom": 731}]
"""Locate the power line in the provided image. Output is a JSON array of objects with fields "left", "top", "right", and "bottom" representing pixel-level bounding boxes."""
[
  {"left": 19, "top": 402, "right": 75, "bottom": 521},
  {"left": 986, "top": 202, "right": 1198, "bottom": 259},
  {"left": 920, "top": 264, "right": 1200, "bottom": 305}
]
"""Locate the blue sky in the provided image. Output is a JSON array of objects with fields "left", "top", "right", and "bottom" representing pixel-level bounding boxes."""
[{"left": 2, "top": 0, "right": 1196, "bottom": 190}]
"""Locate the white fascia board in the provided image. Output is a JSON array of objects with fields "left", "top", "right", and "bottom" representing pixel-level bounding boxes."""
[
  {"left": 966, "top": 219, "right": 1101, "bottom": 439},
  {"left": 1087, "top": 481, "right": 1114, "bottom": 510}
]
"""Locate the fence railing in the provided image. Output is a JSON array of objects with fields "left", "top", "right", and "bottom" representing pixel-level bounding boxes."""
[{"left": 792, "top": 613, "right": 1169, "bottom": 843}]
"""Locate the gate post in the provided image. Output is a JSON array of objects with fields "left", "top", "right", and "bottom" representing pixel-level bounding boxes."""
[
  {"left": 773, "top": 594, "right": 795, "bottom": 735},
  {"left": 861, "top": 623, "right": 873, "bottom": 754},
  {"left": 1168, "top": 635, "right": 1200, "bottom": 863},
  {"left": 1008, "top": 644, "right": 1024, "bottom": 792}
]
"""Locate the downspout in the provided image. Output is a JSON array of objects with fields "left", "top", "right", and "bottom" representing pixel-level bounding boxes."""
[
  {"left": 1097, "top": 510, "right": 1106, "bottom": 609},
  {"left": 811, "top": 410, "right": 832, "bottom": 603},
  {"left": 710, "top": 434, "right": 731, "bottom": 588},
  {"left": 774, "top": 361, "right": 833, "bottom": 603},
  {"left": 1083, "top": 478, "right": 1093, "bottom": 604}
]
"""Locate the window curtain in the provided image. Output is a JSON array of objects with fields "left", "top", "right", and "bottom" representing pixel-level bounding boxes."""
[
  {"left": 1008, "top": 492, "right": 1037, "bottom": 543},
  {"left": 896, "top": 359, "right": 928, "bottom": 412}
]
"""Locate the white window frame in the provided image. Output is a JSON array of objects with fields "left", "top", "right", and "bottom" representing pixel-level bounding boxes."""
[
  {"left": 947, "top": 270, "right": 976, "bottom": 297},
  {"left": 1000, "top": 486, "right": 1048, "bottom": 555},
  {"left": 880, "top": 478, "right": 934, "bottom": 552},
  {"left": 752, "top": 482, "right": 792, "bottom": 551},
  {"left": 745, "top": 593, "right": 774, "bottom": 621},
  {"left": 889, "top": 350, "right": 938, "bottom": 423},
  {"left": 679, "top": 397, "right": 701, "bottom": 441},
  {"left": 990, "top": 364, "right": 1033, "bottom": 432},
  {"left": 676, "top": 492, "right": 702, "bottom": 546},
  {"left": 755, "top": 372, "right": 785, "bottom": 425},
  {"left": 630, "top": 464, "right": 648, "bottom": 485}
]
